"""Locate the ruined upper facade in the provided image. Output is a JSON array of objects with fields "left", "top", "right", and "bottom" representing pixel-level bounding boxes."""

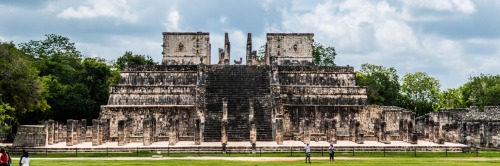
[
  {"left": 15, "top": 32, "right": 500, "bottom": 148},
  {"left": 162, "top": 32, "right": 211, "bottom": 65}
]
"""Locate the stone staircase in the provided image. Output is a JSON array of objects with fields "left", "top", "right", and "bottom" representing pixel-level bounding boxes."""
[{"left": 204, "top": 65, "right": 273, "bottom": 142}]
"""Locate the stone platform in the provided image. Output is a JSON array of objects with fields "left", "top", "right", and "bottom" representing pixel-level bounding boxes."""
[{"left": 9, "top": 141, "right": 467, "bottom": 153}]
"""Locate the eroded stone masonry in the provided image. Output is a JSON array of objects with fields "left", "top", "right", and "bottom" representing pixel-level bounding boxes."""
[{"left": 14, "top": 32, "right": 500, "bottom": 148}]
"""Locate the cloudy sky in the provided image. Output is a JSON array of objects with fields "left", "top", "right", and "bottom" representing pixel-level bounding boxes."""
[{"left": 1, "top": 0, "right": 499, "bottom": 89}]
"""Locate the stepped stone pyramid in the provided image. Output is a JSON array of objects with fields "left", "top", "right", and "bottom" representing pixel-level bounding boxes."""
[
  {"left": 99, "top": 32, "right": 381, "bottom": 145},
  {"left": 14, "top": 32, "right": 500, "bottom": 148}
]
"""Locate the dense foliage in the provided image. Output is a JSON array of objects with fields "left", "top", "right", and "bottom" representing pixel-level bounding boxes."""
[
  {"left": 0, "top": 35, "right": 158, "bottom": 137},
  {"left": 357, "top": 63, "right": 500, "bottom": 115}
]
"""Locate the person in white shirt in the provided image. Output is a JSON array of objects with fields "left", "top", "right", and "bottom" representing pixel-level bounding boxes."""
[
  {"left": 20, "top": 151, "right": 29, "bottom": 166},
  {"left": 304, "top": 143, "right": 311, "bottom": 164}
]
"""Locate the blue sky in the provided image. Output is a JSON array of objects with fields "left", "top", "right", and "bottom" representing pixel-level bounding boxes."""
[{"left": 1, "top": 0, "right": 499, "bottom": 89}]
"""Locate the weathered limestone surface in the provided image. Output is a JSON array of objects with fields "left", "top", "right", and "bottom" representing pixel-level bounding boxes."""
[
  {"left": 415, "top": 106, "right": 500, "bottom": 147},
  {"left": 266, "top": 33, "right": 314, "bottom": 65},
  {"left": 15, "top": 32, "right": 500, "bottom": 148},
  {"left": 13, "top": 125, "right": 46, "bottom": 147},
  {"left": 162, "top": 32, "right": 210, "bottom": 65}
]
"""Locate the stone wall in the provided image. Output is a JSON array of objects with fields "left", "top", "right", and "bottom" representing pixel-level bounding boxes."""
[
  {"left": 266, "top": 33, "right": 314, "bottom": 65},
  {"left": 13, "top": 125, "right": 46, "bottom": 147},
  {"left": 162, "top": 32, "right": 211, "bottom": 65},
  {"left": 99, "top": 106, "right": 197, "bottom": 141},
  {"left": 108, "top": 65, "right": 198, "bottom": 105},
  {"left": 416, "top": 106, "right": 500, "bottom": 147},
  {"left": 278, "top": 106, "right": 413, "bottom": 143}
]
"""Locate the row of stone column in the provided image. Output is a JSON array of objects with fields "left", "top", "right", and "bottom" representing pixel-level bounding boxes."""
[
  {"left": 116, "top": 118, "right": 184, "bottom": 147},
  {"left": 46, "top": 119, "right": 91, "bottom": 146}
]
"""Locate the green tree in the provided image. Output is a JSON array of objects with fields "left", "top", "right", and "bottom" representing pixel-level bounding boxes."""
[
  {"left": 18, "top": 34, "right": 118, "bottom": 124},
  {"left": 0, "top": 42, "right": 49, "bottom": 132},
  {"left": 115, "top": 51, "right": 156, "bottom": 70},
  {"left": 356, "top": 63, "right": 400, "bottom": 106},
  {"left": 312, "top": 42, "right": 336, "bottom": 66},
  {"left": 461, "top": 74, "right": 500, "bottom": 110},
  {"left": 438, "top": 88, "right": 466, "bottom": 109},
  {"left": 400, "top": 72, "right": 441, "bottom": 115},
  {"left": 81, "top": 57, "right": 117, "bottom": 120}
]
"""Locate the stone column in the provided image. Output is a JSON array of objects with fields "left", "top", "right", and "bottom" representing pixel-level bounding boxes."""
[
  {"left": 303, "top": 119, "right": 310, "bottom": 144},
  {"left": 143, "top": 119, "right": 152, "bottom": 146},
  {"left": 47, "top": 119, "right": 54, "bottom": 145},
  {"left": 249, "top": 100, "right": 257, "bottom": 151},
  {"left": 381, "top": 122, "right": 391, "bottom": 144},
  {"left": 100, "top": 120, "right": 106, "bottom": 145},
  {"left": 168, "top": 119, "right": 177, "bottom": 146},
  {"left": 92, "top": 119, "right": 100, "bottom": 146},
  {"left": 118, "top": 120, "right": 126, "bottom": 146},
  {"left": 355, "top": 121, "right": 364, "bottom": 144},
  {"left": 438, "top": 122, "right": 445, "bottom": 144},
  {"left": 399, "top": 119, "right": 405, "bottom": 141},
  {"left": 73, "top": 119, "right": 80, "bottom": 145},
  {"left": 328, "top": 120, "right": 337, "bottom": 144},
  {"left": 101, "top": 120, "right": 109, "bottom": 144},
  {"left": 54, "top": 121, "right": 59, "bottom": 144},
  {"left": 66, "top": 119, "right": 74, "bottom": 146},
  {"left": 61, "top": 125, "right": 67, "bottom": 144},
  {"left": 350, "top": 120, "right": 355, "bottom": 142},
  {"left": 80, "top": 119, "right": 86, "bottom": 143},
  {"left": 221, "top": 98, "right": 228, "bottom": 152},
  {"left": 408, "top": 121, "right": 417, "bottom": 144},
  {"left": 126, "top": 119, "right": 133, "bottom": 143},
  {"left": 195, "top": 119, "right": 201, "bottom": 145},
  {"left": 275, "top": 118, "right": 283, "bottom": 145}
]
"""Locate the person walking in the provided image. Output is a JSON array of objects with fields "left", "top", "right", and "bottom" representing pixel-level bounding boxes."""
[
  {"left": 329, "top": 143, "right": 335, "bottom": 163},
  {"left": 5, "top": 151, "right": 11, "bottom": 166},
  {"left": 20, "top": 151, "right": 29, "bottom": 166},
  {"left": 0, "top": 148, "right": 9, "bottom": 166},
  {"left": 304, "top": 143, "right": 311, "bottom": 164}
]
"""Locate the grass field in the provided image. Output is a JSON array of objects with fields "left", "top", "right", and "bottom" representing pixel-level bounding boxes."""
[
  {"left": 9, "top": 151, "right": 500, "bottom": 158},
  {"left": 26, "top": 158, "right": 500, "bottom": 166}
]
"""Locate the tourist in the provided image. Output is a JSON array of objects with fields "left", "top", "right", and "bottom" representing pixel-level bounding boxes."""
[
  {"left": 6, "top": 151, "right": 11, "bottom": 166},
  {"left": 0, "top": 148, "right": 9, "bottom": 166},
  {"left": 304, "top": 143, "right": 311, "bottom": 164},
  {"left": 329, "top": 143, "right": 335, "bottom": 163},
  {"left": 20, "top": 151, "right": 29, "bottom": 166},
  {"left": 19, "top": 150, "right": 26, "bottom": 166}
]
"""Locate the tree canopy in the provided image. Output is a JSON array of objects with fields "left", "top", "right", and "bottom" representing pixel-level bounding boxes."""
[
  {"left": 312, "top": 42, "right": 336, "bottom": 66},
  {"left": 461, "top": 74, "right": 500, "bottom": 110},
  {"left": 400, "top": 72, "right": 441, "bottom": 115},
  {"left": 115, "top": 51, "right": 156, "bottom": 70},
  {"left": 356, "top": 63, "right": 400, "bottom": 106},
  {"left": 0, "top": 42, "right": 49, "bottom": 134},
  {"left": 15, "top": 34, "right": 120, "bottom": 125}
]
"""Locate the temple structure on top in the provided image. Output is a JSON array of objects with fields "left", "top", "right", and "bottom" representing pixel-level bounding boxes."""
[{"left": 13, "top": 32, "right": 500, "bottom": 148}]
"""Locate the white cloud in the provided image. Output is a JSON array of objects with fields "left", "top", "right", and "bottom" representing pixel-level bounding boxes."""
[
  {"left": 276, "top": 0, "right": 495, "bottom": 88},
  {"left": 57, "top": 0, "right": 138, "bottom": 23},
  {"left": 374, "top": 20, "right": 418, "bottom": 53},
  {"left": 402, "top": 0, "right": 476, "bottom": 14},
  {"left": 163, "top": 10, "right": 181, "bottom": 31}
]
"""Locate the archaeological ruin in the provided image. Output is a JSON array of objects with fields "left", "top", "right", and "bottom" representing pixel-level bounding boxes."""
[{"left": 13, "top": 32, "right": 500, "bottom": 149}]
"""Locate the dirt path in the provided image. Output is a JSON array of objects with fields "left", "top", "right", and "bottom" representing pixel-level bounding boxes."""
[{"left": 11, "top": 157, "right": 500, "bottom": 161}]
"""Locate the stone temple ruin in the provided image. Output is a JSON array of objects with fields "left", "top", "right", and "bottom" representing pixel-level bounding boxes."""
[{"left": 13, "top": 32, "right": 500, "bottom": 148}]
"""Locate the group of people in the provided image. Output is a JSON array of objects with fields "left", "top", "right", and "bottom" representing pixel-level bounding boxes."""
[
  {"left": 0, "top": 148, "right": 30, "bottom": 166},
  {"left": 304, "top": 142, "right": 335, "bottom": 164}
]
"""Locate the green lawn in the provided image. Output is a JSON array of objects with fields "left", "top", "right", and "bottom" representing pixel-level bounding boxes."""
[
  {"left": 9, "top": 151, "right": 500, "bottom": 158},
  {"left": 29, "top": 158, "right": 500, "bottom": 166}
]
